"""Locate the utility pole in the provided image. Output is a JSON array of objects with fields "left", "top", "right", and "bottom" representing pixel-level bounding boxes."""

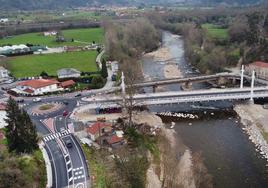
[
  {"left": 250, "top": 70, "right": 255, "bottom": 102},
  {"left": 240, "top": 65, "right": 244, "bottom": 89}
]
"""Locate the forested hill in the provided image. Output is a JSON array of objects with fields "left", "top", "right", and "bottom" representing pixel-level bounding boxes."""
[{"left": 0, "top": 0, "right": 265, "bottom": 10}]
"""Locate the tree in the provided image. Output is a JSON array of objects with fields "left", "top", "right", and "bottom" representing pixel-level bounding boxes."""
[
  {"left": 91, "top": 75, "right": 105, "bottom": 89},
  {"left": 5, "top": 97, "right": 38, "bottom": 154},
  {"left": 55, "top": 30, "right": 65, "bottom": 43},
  {"left": 101, "top": 58, "right": 108, "bottom": 78},
  {"left": 40, "top": 71, "right": 48, "bottom": 78},
  {"left": 120, "top": 58, "right": 142, "bottom": 127}
]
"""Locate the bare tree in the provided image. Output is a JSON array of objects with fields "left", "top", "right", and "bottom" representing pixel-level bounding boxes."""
[{"left": 120, "top": 59, "right": 143, "bottom": 127}]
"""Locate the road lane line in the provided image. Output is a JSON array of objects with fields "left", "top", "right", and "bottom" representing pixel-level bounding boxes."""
[{"left": 70, "top": 136, "right": 87, "bottom": 185}]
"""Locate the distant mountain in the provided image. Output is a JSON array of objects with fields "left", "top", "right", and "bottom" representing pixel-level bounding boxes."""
[{"left": 0, "top": 0, "right": 265, "bottom": 10}]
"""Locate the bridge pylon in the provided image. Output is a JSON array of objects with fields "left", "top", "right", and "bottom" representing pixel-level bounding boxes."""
[
  {"left": 240, "top": 65, "right": 244, "bottom": 88},
  {"left": 250, "top": 70, "right": 255, "bottom": 102}
]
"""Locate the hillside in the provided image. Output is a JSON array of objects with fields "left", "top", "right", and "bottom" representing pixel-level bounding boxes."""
[{"left": 0, "top": 0, "right": 264, "bottom": 10}]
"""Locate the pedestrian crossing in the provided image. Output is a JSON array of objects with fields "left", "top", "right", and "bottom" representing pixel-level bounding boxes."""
[{"left": 43, "top": 129, "right": 71, "bottom": 142}]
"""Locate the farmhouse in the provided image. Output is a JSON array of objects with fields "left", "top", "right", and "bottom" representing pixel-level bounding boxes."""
[
  {"left": 14, "top": 79, "right": 63, "bottom": 95},
  {"left": 245, "top": 61, "right": 268, "bottom": 80},
  {"left": 0, "top": 66, "right": 9, "bottom": 79},
  {"left": 57, "top": 68, "right": 81, "bottom": 79},
  {"left": 106, "top": 134, "right": 124, "bottom": 148},
  {"left": 86, "top": 122, "right": 112, "bottom": 141}
]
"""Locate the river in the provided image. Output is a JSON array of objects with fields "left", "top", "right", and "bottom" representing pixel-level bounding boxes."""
[{"left": 142, "top": 32, "right": 268, "bottom": 188}]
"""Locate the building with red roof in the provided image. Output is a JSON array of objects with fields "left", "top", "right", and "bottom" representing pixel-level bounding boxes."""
[
  {"left": 60, "top": 80, "right": 76, "bottom": 88},
  {"left": 86, "top": 122, "right": 112, "bottom": 141},
  {"left": 245, "top": 61, "right": 268, "bottom": 80},
  {"left": 14, "top": 79, "right": 63, "bottom": 95},
  {"left": 106, "top": 135, "right": 124, "bottom": 148}
]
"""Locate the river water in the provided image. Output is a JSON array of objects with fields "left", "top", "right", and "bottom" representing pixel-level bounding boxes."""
[{"left": 142, "top": 32, "right": 268, "bottom": 188}]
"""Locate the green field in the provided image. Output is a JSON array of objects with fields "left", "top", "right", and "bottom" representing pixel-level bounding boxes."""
[
  {"left": 202, "top": 24, "right": 228, "bottom": 39},
  {"left": 0, "top": 28, "right": 103, "bottom": 47},
  {"left": 7, "top": 51, "right": 98, "bottom": 78}
]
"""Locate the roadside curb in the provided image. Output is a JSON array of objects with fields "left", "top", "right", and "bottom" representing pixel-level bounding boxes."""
[{"left": 39, "top": 142, "right": 53, "bottom": 188}]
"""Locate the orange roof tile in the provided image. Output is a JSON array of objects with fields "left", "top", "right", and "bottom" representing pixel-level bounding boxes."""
[
  {"left": 61, "top": 80, "right": 75, "bottom": 87},
  {"left": 250, "top": 61, "right": 268, "bottom": 68},
  {"left": 17, "top": 79, "right": 59, "bottom": 89},
  {"left": 107, "top": 135, "right": 123, "bottom": 145},
  {"left": 86, "top": 122, "right": 111, "bottom": 135}
]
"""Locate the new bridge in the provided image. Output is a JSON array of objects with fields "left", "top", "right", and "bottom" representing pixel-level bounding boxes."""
[
  {"left": 78, "top": 86, "right": 268, "bottom": 110},
  {"left": 74, "top": 68, "right": 268, "bottom": 113}
]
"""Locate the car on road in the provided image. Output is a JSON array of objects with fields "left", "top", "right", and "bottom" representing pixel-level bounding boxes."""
[
  {"left": 63, "top": 101, "right": 69, "bottom": 105},
  {"left": 16, "top": 99, "right": 24, "bottom": 103},
  {"left": 75, "top": 93, "right": 82, "bottom": 97},
  {"left": 63, "top": 110, "right": 69, "bottom": 117},
  {"left": 65, "top": 138, "right": 73, "bottom": 148},
  {"left": 33, "top": 97, "right": 42, "bottom": 102}
]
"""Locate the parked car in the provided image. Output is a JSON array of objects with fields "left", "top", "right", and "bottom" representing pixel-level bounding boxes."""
[
  {"left": 75, "top": 93, "right": 82, "bottom": 97},
  {"left": 33, "top": 97, "right": 42, "bottom": 102},
  {"left": 65, "top": 138, "right": 72, "bottom": 148}
]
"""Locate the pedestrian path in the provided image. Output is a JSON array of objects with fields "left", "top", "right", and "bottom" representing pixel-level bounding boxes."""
[{"left": 43, "top": 129, "right": 71, "bottom": 142}]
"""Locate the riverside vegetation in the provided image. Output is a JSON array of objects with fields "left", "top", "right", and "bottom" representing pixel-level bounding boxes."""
[{"left": 147, "top": 7, "right": 268, "bottom": 74}]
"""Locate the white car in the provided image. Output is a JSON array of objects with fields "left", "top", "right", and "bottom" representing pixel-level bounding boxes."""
[{"left": 33, "top": 97, "right": 42, "bottom": 102}]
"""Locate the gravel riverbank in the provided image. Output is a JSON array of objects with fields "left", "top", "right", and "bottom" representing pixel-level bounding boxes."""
[{"left": 234, "top": 103, "right": 268, "bottom": 162}]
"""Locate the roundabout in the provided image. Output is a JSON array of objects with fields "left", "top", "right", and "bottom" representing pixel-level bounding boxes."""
[{"left": 29, "top": 102, "right": 65, "bottom": 116}]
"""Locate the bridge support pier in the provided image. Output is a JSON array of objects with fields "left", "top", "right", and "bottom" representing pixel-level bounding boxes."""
[
  {"left": 152, "top": 85, "right": 157, "bottom": 93},
  {"left": 217, "top": 77, "right": 227, "bottom": 86},
  {"left": 181, "top": 82, "right": 192, "bottom": 90}
]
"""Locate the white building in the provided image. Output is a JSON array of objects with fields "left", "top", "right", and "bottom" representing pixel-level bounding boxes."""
[
  {"left": 43, "top": 31, "right": 58, "bottom": 36},
  {"left": 111, "top": 61, "right": 119, "bottom": 74},
  {"left": 57, "top": 68, "right": 81, "bottom": 79},
  {"left": 0, "top": 66, "right": 9, "bottom": 79},
  {"left": 0, "top": 104, "right": 7, "bottom": 129},
  {"left": 0, "top": 18, "right": 8, "bottom": 23},
  {"left": 14, "top": 79, "right": 63, "bottom": 95}
]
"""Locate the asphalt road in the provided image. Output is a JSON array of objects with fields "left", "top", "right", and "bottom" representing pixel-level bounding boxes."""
[{"left": 24, "top": 96, "right": 89, "bottom": 188}]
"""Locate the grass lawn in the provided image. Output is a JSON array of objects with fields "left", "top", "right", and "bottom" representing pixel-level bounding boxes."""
[
  {"left": 202, "top": 24, "right": 228, "bottom": 39},
  {"left": 7, "top": 51, "right": 98, "bottom": 78},
  {"left": 39, "top": 104, "right": 55, "bottom": 111},
  {"left": 0, "top": 28, "right": 103, "bottom": 47}
]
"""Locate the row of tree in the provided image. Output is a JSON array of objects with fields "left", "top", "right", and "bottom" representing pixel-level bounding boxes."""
[{"left": 5, "top": 97, "right": 38, "bottom": 154}]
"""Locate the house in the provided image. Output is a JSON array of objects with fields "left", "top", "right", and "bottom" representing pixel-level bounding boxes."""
[
  {"left": 0, "top": 18, "right": 8, "bottom": 23},
  {"left": 14, "top": 79, "right": 62, "bottom": 95},
  {"left": 0, "top": 66, "right": 9, "bottom": 79},
  {"left": 0, "top": 103, "right": 7, "bottom": 129},
  {"left": 245, "top": 61, "right": 268, "bottom": 80},
  {"left": 60, "top": 80, "right": 76, "bottom": 88},
  {"left": 106, "top": 134, "right": 124, "bottom": 148},
  {"left": 43, "top": 31, "right": 57, "bottom": 36},
  {"left": 57, "top": 68, "right": 81, "bottom": 79},
  {"left": 86, "top": 122, "right": 112, "bottom": 141}
]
